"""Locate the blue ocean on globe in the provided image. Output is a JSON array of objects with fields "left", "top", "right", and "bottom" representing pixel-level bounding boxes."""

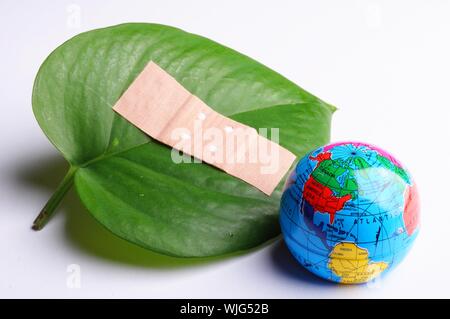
[{"left": 279, "top": 142, "right": 420, "bottom": 284}]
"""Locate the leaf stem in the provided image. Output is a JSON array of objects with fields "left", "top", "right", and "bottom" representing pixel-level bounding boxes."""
[{"left": 32, "top": 166, "right": 78, "bottom": 231}]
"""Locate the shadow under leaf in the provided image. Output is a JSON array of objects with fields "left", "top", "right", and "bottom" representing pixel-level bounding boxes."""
[{"left": 14, "top": 152, "right": 266, "bottom": 269}]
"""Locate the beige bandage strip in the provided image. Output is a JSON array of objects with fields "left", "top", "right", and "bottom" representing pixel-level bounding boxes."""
[{"left": 113, "top": 61, "right": 296, "bottom": 195}]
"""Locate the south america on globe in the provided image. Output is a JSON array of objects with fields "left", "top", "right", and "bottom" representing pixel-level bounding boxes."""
[{"left": 280, "top": 142, "right": 420, "bottom": 284}]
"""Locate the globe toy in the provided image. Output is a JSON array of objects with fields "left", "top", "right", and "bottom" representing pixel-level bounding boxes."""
[{"left": 280, "top": 142, "right": 420, "bottom": 284}]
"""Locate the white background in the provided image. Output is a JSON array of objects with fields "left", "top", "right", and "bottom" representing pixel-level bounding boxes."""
[{"left": 1, "top": 0, "right": 449, "bottom": 298}]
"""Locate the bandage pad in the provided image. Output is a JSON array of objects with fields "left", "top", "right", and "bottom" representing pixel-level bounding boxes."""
[{"left": 113, "top": 61, "right": 296, "bottom": 195}]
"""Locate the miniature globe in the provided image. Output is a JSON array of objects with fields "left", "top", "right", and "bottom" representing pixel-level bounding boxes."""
[{"left": 280, "top": 142, "right": 420, "bottom": 284}]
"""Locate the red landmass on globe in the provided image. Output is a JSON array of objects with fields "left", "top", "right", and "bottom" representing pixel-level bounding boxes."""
[
  {"left": 310, "top": 152, "right": 332, "bottom": 163},
  {"left": 403, "top": 183, "right": 420, "bottom": 235},
  {"left": 303, "top": 177, "right": 352, "bottom": 224}
]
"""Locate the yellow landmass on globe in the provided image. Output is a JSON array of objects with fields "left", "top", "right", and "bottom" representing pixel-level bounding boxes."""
[{"left": 328, "top": 242, "right": 389, "bottom": 284}]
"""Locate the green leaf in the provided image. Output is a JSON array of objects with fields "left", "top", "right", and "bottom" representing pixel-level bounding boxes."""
[{"left": 32, "top": 23, "right": 334, "bottom": 257}]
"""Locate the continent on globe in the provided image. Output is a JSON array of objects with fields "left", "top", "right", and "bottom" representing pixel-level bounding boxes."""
[
  {"left": 303, "top": 177, "right": 352, "bottom": 224},
  {"left": 403, "top": 184, "right": 420, "bottom": 235},
  {"left": 310, "top": 152, "right": 358, "bottom": 198},
  {"left": 328, "top": 242, "right": 389, "bottom": 284},
  {"left": 310, "top": 152, "right": 332, "bottom": 163}
]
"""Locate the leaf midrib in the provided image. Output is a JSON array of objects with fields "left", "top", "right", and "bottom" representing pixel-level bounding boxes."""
[
  {"left": 76, "top": 139, "right": 280, "bottom": 204},
  {"left": 78, "top": 140, "right": 150, "bottom": 168}
]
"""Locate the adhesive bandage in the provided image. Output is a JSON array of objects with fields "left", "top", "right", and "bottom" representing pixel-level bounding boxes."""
[{"left": 113, "top": 61, "right": 296, "bottom": 195}]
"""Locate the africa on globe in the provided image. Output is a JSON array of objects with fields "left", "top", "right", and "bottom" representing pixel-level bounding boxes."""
[{"left": 279, "top": 142, "right": 420, "bottom": 284}]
